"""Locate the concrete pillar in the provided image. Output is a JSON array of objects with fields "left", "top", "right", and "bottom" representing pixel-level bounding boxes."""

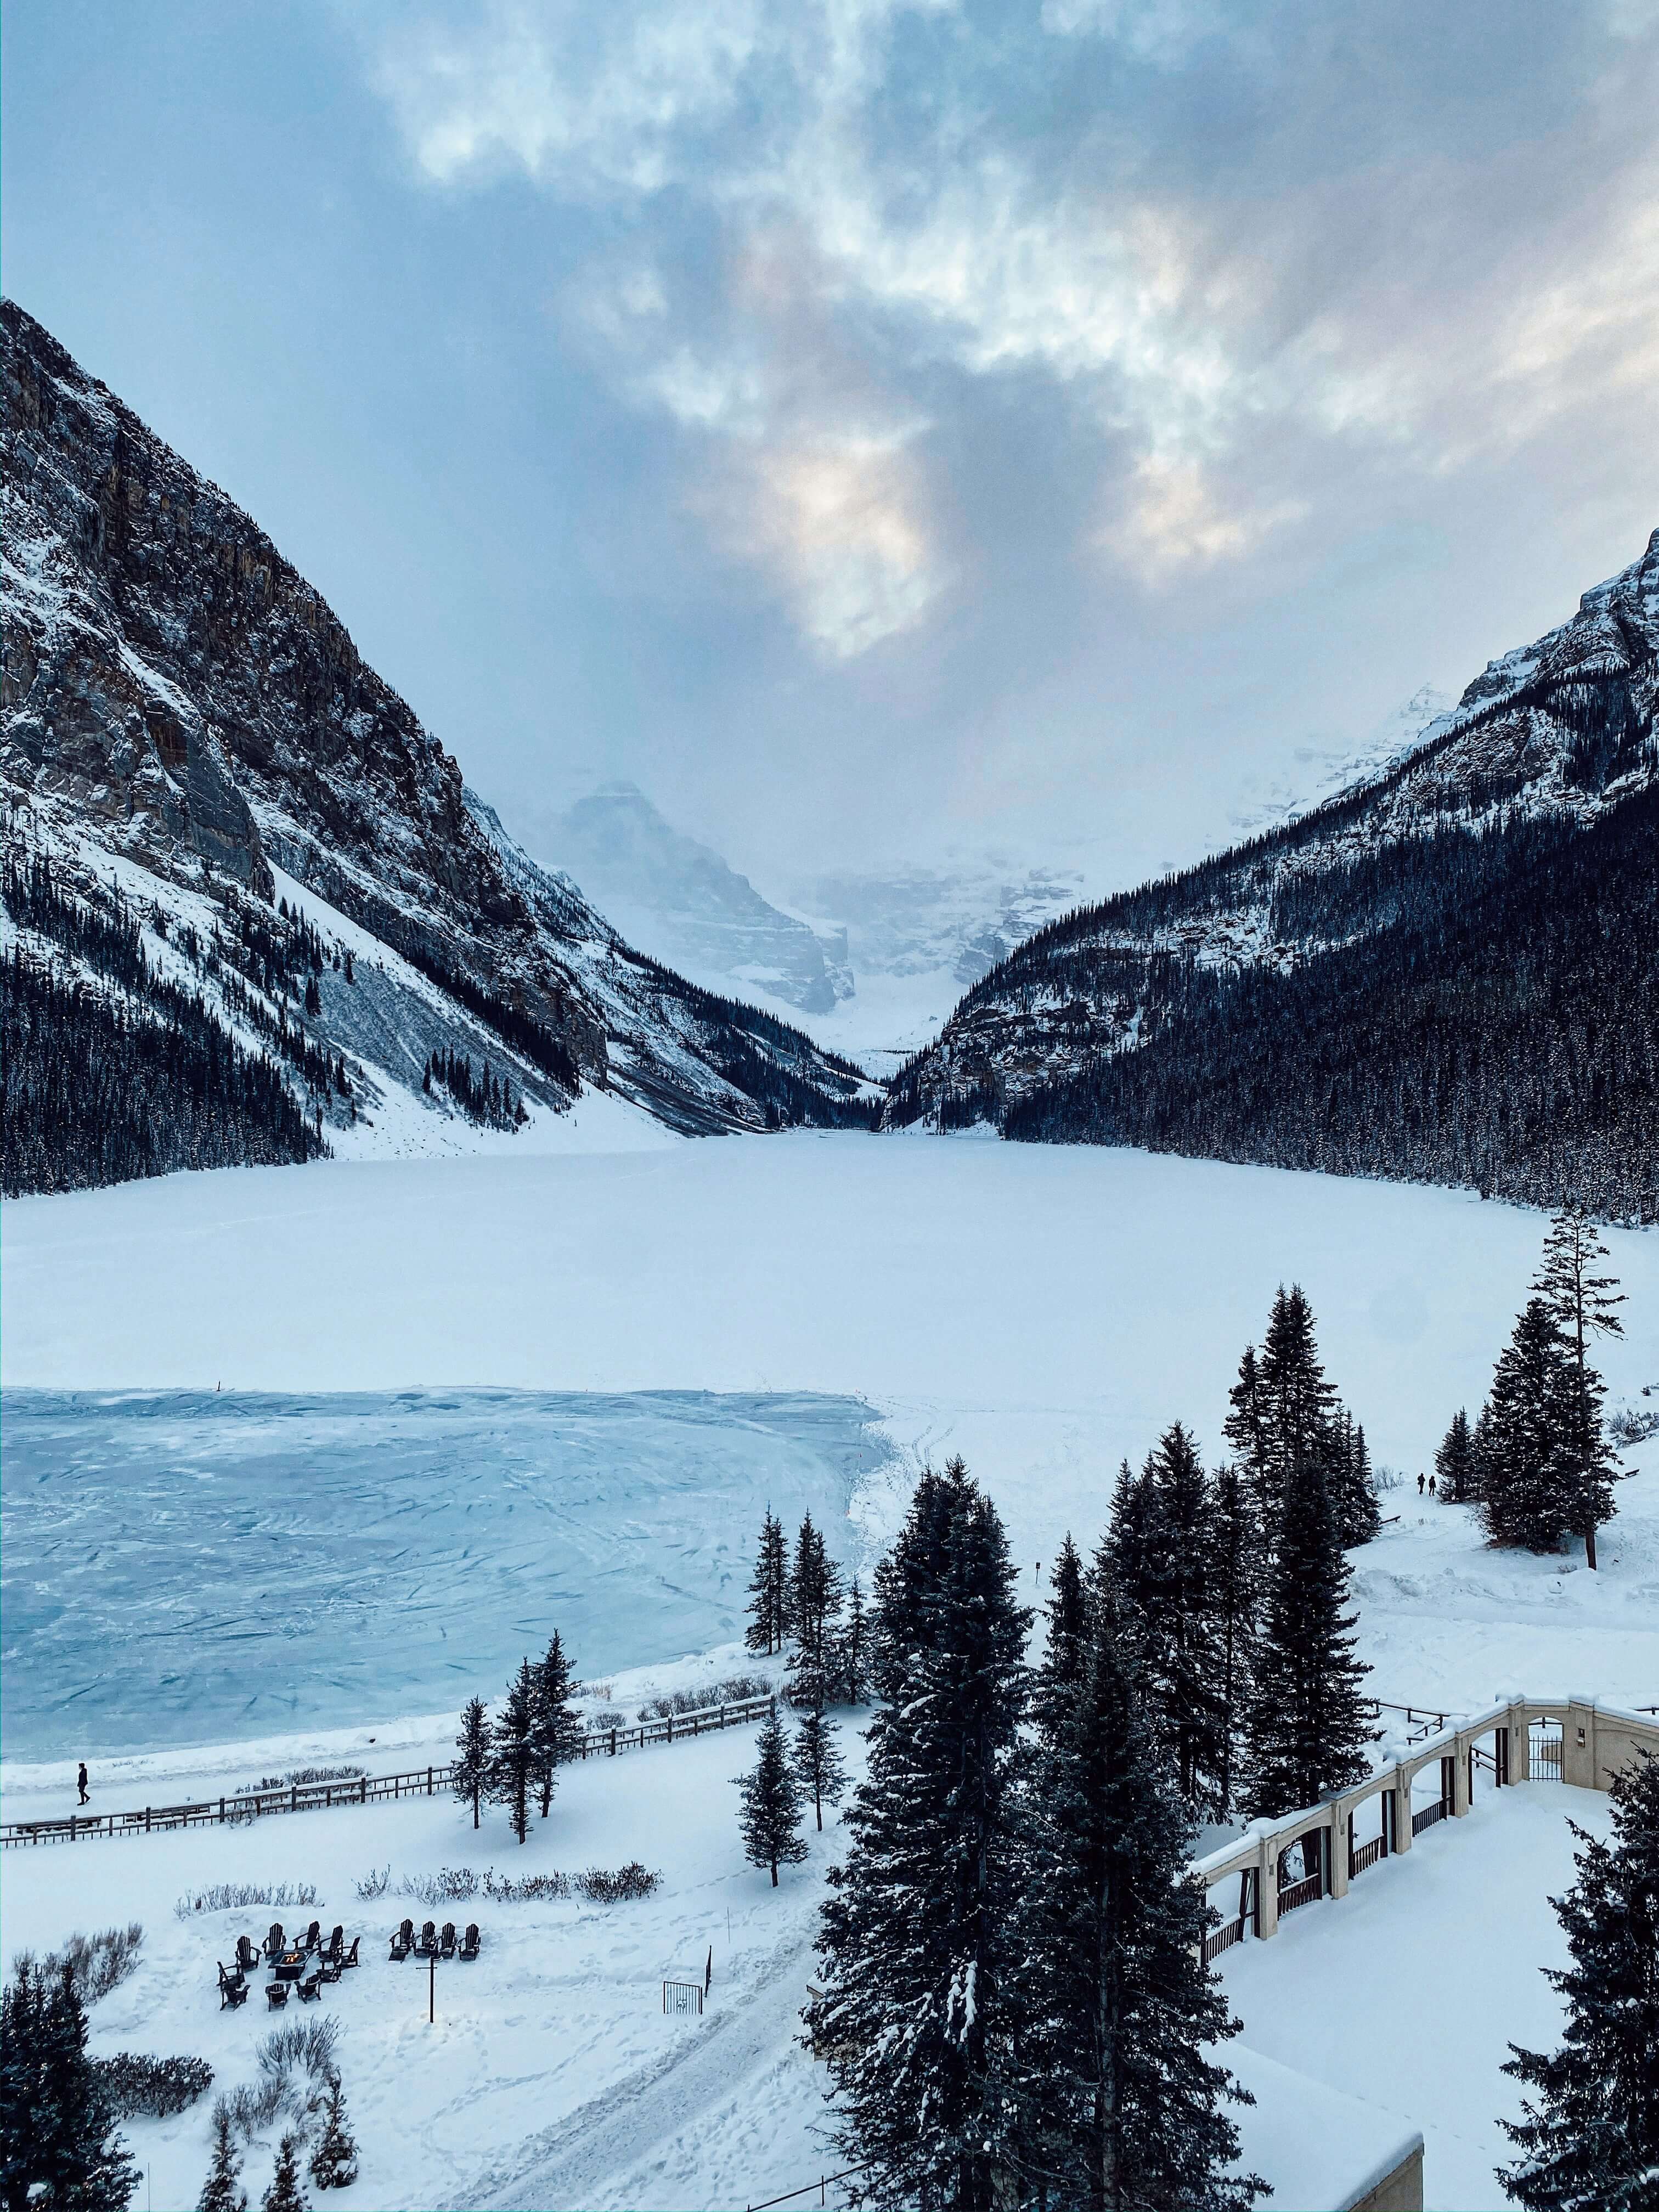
[
  {"left": 1256, "top": 1831, "right": 1279, "bottom": 1939},
  {"left": 1510, "top": 1707, "right": 1531, "bottom": 1782},
  {"left": 1451, "top": 1734, "right": 1472, "bottom": 1816},
  {"left": 1392, "top": 1765, "right": 1414, "bottom": 1851},
  {"left": 1329, "top": 1802, "right": 1350, "bottom": 1898},
  {"left": 1564, "top": 1700, "right": 1596, "bottom": 1789}
]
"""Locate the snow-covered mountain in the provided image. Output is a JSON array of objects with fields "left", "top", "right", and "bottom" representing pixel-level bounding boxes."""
[
  {"left": 1226, "top": 684, "right": 1457, "bottom": 836},
  {"left": 890, "top": 531, "right": 1659, "bottom": 1221},
  {"left": 0, "top": 301, "right": 877, "bottom": 1192}
]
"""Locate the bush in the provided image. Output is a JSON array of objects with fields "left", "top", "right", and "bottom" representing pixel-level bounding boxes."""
[
  {"left": 240, "top": 1765, "right": 365, "bottom": 1793},
  {"left": 175, "top": 1882, "right": 319, "bottom": 1921},
  {"left": 576, "top": 1862, "right": 660, "bottom": 1904},
  {"left": 353, "top": 1866, "right": 390, "bottom": 1901},
  {"left": 258, "top": 2018, "right": 339, "bottom": 2083},
  {"left": 215, "top": 2076, "right": 287, "bottom": 2143},
  {"left": 12, "top": 1923, "right": 143, "bottom": 2004},
  {"left": 96, "top": 2052, "right": 213, "bottom": 2118},
  {"left": 636, "top": 1675, "right": 770, "bottom": 1723},
  {"left": 394, "top": 1867, "right": 479, "bottom": 1908}
]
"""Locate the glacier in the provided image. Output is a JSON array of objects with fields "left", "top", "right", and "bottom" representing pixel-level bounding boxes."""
[{"left": 0, "top": 1387, "right": 887, "bottom": 1760}]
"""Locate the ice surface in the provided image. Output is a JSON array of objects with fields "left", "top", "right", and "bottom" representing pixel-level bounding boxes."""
[{"left": 1, "top": 1388, "right": 885, "bottom": 1760}]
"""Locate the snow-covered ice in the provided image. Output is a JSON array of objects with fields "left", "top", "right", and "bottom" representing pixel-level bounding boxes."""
[{"left": 1, "top": 1390, "right": 882, "bottom": 1760}]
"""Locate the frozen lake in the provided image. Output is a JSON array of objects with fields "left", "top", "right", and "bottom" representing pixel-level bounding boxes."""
[{"left": 0, "top": 1387, "right": 886, "bottom": 1760}]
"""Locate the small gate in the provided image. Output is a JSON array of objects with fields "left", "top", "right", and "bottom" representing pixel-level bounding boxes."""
[
  {"left": 663, "top": 1979, "right": 704, "bottom": 2016},
  {"left": 1529, "top": 1720, "right": 1564, "bottom": 1780}
]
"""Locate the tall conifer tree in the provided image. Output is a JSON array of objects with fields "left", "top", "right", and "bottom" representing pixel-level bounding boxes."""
[
  {"left": 487, "top": 1660, "right": 536, "bottom": 1844},
  {"left": 1531, "top": 1210, "right": 1625, "bottom": 1570},
  {"left": 744, "top": 1510, "right": 790, "bottom": 1655},
  {"left": 197, "top": 2106, "right": 247, "bottom": 2212},
  {"left": 453, "top": 1697, "right": 491, "bottom": 1831},
  {"left": 1205, "top": 1464, "right": 1260, "bottom": 1823},
  {"left": 0, "top": 1959, "right": 137, "bottom": 2212},
  {"left": 531, "top": 1630, "right": 583, "bottom": 1818},
  {"left": 739, "top": 1709, "right": 808, "bottom": 1883},
  {"left": 1136, "top": 1423, "right": 1229, "bottom": 1812},
  {"left": 808, "top": 1460, "right": 1029, "bottom": 2211},
  {"left": 1435, "top": 1409, "right": 1475, "bottom": 1504},
  {"left": 1481, "top": 1300, "right": 1577, "bottom": 1554}
]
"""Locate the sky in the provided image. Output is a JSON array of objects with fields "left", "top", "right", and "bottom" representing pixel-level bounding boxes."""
[{"left": 4, "top": 0, "right": 1656, "bottom": 891}]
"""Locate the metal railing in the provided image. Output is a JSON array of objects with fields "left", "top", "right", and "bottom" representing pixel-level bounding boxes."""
[
  {"left": 2, "top": 1696, "right": 777, "bottom": 1849},
  {"left": 1375, "top": 1700, "right": 1452, "bottom": 1743},
  {"left": 1410, "top": 1798, "right": 1447, "bottom": 1836},
  {"left": 1530, "top": 1736, "right": 1563, "bottom": 1780},
  {"left": 747, "top": 2165, "right": 870, "bottom": 2212}
]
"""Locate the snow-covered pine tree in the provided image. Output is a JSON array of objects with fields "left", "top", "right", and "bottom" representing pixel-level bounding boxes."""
[
  {"left": 1338, "top": 1419, "right": 1381, "bottom": 1548},
  {"left": 744, "top": 1509, "right": 790, "bottom": 1655},
  {"left": 1101, "top": 1454, "right": 1158, "bottom": 1617},
  {"left": 1481, "top": 1300, "right": 1577, "bottom": 1555},
  {"left": 1498, "top": 1751, "right": 1659, "bottom": 2209},
  {"left": 1016, "top": 1572, "right": 1265, "bottom": 2212},
  {"left": 1034, "top": 1532, "right": 1088, "bottom": 1750},
  {"left": 1246, "top": 1433, "right": 1375, "bottom": 1823},
  {"left": 806, "top": 1458, "right": 1030, "bottom": 2211},
  {"left": 1222, "top": 1343, "right": 1268, "bottom": 1505},
  {"left": 198, "top": 2104, "right": 247, "bottom": 2212},
  {"left": 1254, "top": 1285, "right": 1340, "bottom": 1520},
  {"left": 1136, "top": 1423, "right": 1229, "bottom": 1813},
  {"left": 0, "top": 1958, "right": 137, "bottom": 2212},
  {"left": 738, "top": 1708, "right": 807, "bottom": 1884},
  {"left": 1532, "top": 1209, "right": 1626, "bottom": 1570},
  {"left": 487, "top": 1659, "right": 536, "bottom": 1844},
  {"left": 307, "top": 2075, "right": 358, "bottom": 2192},
  {"left": 1205, "top": 1464, "right": 1260, "bottom": 1824},
  {"left": 453, "top": 1697, "right": 491, "bottom": 1830},
  {"left": 1435, "top": 1409, "right": 1475, "bottom": 1504},
  {"left": 786, "top": 1514, "right": 844, "bottom": 1706},
  {"left": 792, "top": 1707, "right": 848, "bottom": 1832},
  {"left": 836, "top": 1575, "right": 868, "bottom": 1705},
  {"left": 531, "top": 1630, "right": 583, "bottom": 1818},
  {"left": 261, "top": 2132, "right": 308, "bottom": 2212}
]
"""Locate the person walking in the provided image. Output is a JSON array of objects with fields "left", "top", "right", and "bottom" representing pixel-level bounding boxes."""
[
  {"left": 77, "top": 1761, "right": 89, "bottom": 1805},
  {"left": 1417, "top": 1472, "right": 1426, "bottom": 1496},
  {"left": 1428, "top": 1475, "right": 1437, "bottom": 1498}
]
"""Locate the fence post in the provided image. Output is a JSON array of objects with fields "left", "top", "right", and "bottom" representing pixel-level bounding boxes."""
[
  {"left": 667, "top": 1714, "right": 673, "bottom": 1745},
  {"left": 219, "top": 1798, "right": 225, "bottom": 1824},
  {"left": 427, "top": 1767, "right": 433, "bottom": 1796},
  {"left": 292, "top": 1784, "right": 298, "bottom": 1814},
  {"left": 145, "top": 1807, "right": 151, "bottom": 1833}
]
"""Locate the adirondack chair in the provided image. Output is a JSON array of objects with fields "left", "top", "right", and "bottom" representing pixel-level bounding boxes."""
[
  {"left": 300, "top": 1920, "right": 321, "bottom": 1954},
  {"left": 459, "top": 1923, "right": 481, "bottom": 1961},
  {"left": 414, "top": 1920, "right": 438, "bottom": 1959},
  {"left": 296, "top": 1969, "right": 323, "bottom": 2003},
  {"left": 323, "top": 1925, "right": 345, "bottom": 1965},
  {"left": 438, "top": 1922, "right": 457, "bottom": 1958},
  {"left": 338, "top": 1934, "right": 361, "bottom": 1970},
  {"left": 319, "top": 1953, "right": 343, "bottom": 1984},
  {"left": 262, "top": 1923, "right": 285, "bottom": 1963},
  {"left": 389, "top": 1918, "right": 415, "bottom": 1961},
  {"left": 235, "top": 1935, "right": 261, "bottom": 1974},
  {"left": 217, "top": 1962, "right": 249, "bottom": 2010},
  {"left": 265, "top": 1979, "right": 289, "bottom": 2009}
]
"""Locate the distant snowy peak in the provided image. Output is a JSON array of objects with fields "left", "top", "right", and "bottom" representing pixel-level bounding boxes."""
[{"left": 1229, "top": 685, "right": 1455, "bottom": 835}]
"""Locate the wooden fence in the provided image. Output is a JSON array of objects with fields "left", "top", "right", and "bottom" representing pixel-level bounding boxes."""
[{"left": 1, "top": 1695, "right": 777, "bottom": 1850}]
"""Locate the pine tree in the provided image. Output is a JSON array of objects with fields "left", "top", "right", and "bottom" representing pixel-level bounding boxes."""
[
  {"left": 744, "top": 1509, "right": 789, "bottom": 1656},
  {"left": 198, "top": 2105, "right": 247, "bottom": 2212},
  {"left": 1435, "top": 1409, "right": 1475, "bottom": 1504},
  {"left": 1254, "top": 1284, "right": 1341, "bottom": 1522},
  {"left": 261, "top": 2132, "right": 308, "bottom": 2212},
  {"left": 1532, "top": 1210, "right": 1626, "bottom": 1570},
  {"left": 1482, "top": 1300, "right": 1577, "bottom": 1555},
  {"left": 1498, "top": 1752, "right": 1659, "bottom": 2209},
  {"left": 1222, "top": 1344, "right": 1268, "bottom": 1502},
  {"left": 1034, "top": 1532, "right": 1088, "bottom": 1749},
  {"left": 0, "top": 1959, "right": 138, "bottom": 2212},
  {"left": 1136, "top": 1423, "right": 1229, "bottom": 1812},
  {"left": 487, "top": 1659, "right": 536, "bottom": 1844},
  {"left": 1016, "top": 1575, "right": 1265, "bottom": 2212},
  {"left": 453, "top": 1697, "right": 491, "bottom": 1830},
  {"left": 531, "top": 1630, "right": 583, "bottom": 1818},
  {"left": 738, "top": 1709, "right": 808, "bottom": 1884},
  {"left": 806, "top": 1459, "right": 1030, "bottom": 2211},
  {"left": 1246, "top": 1435, "right": 1375, "bottom": 1821},
  {"left": 786, "top": 1514, "right": 845, "bottom": 1705},
  {"left": 1336, "top": 1418, "right": 1381, "bottom": 1548},
  {"left": 837, "top": 1575, "right": 868, "bottom": 1705},
  {"left": 1101, "top": 1455, "right": 1157, "bottom": 1617},
  {"left": 792, "top": 1708, "right": 849, "bottom": 1831},
  {"left": 1205, "top": 1464, "right": 1260, "bottom": 1823},
  {"left": 307, "top": 2075, "right": 358, "bottom": 2192}
]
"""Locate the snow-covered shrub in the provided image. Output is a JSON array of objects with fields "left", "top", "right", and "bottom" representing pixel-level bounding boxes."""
[
  {"left": 215, "top": 2075, "right": 287, "bottom": 2142},
  {"left": 1370, "top": 1462, "right": 1405, "bottom": 1494},
  {"left": 576, "top": 1862, "right": 660, "bottom": 1904},
  {"left": 636, "top": 1674, "right": 770, "bottom": 1723},
  {"left": 394, "top": 1867, "right": 479, "bottom": 1908},
  {"left": 259, "top": 2017, "right": 338, "bottom": 2083},
  {"left": 1609, "top": 1402, "right": 1658, "bottom": 1446},
  {"left": 238, "top": 1764, "right": 364, "bottom": 1795},
  {"left": 476, "top": 1862, "right": 661, "bottom": 1904},
  {"left": 174, "top": 1881, "right": 319, "bottom": 1921},
  {"left": 13, "top": 1922, "right": 143, "bottom": 2004},
  {"left": 353, "top": 1866, "right": 390, "bottom": 1901},
  {"left": 96, "top": 2051, "right": 213, "bottom": 2118}
]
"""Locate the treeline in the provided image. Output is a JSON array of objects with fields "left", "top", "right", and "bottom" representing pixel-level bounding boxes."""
[
  {"left": 397, "top": 933, "right": 581, "bottom": 1096},
  {"left": 422, "top": 1047, "right": 528, "bottom": 1130},
  {"left": 640, "top": 955, "right": 881, "bottom": 1130},
  {"left": 1000, "top": 788, "right": 1659, "bottom": 1223},
  {"left": 2, "top": 859, "right": 331, "bottom": 1194}
]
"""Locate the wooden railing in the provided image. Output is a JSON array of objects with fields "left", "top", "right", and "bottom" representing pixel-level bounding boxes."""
[
  {"left": 1348, "top": 1833, "right": 1387, "bottom": 1877},
  {"left": 1202, "top": 1915, "right": 1245, "bottom": 1964},
  {"left": 1277, "top": 1870, "right": 1323, "bottom": 1916},
  {"left": 1410, "top": 1798, "right": 1447, "bottom": 1836},
  {"left": 1, "top": 1696, "right": 777, "bottom": 1849}
]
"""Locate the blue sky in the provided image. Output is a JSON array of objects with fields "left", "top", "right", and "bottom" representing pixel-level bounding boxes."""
[{"left": 4, "top": 0, "right": 1656, "bottom": 885}]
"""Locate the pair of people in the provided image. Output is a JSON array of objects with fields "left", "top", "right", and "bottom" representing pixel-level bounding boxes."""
[{"left": 1416, "top": 1472, "right": 1438, "bottom": 1498}]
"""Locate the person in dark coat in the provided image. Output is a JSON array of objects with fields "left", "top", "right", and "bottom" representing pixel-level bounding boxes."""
[
  {"left": 77, "top": 1762, "right": 89, "bottom": 1805},
  {"left": 1417, "top": 1472, "right": 1426, "bottom": 1496}
]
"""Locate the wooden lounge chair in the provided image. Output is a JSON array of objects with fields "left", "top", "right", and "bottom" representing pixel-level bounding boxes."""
[
  {"left": 338, "top": 1934, "right": 360, "bottom": 1970},
  {"left": 300, "top": 1920, "right": 321, "bottom": 1953},
  {"left": 217, "top": 1963, "right": 249, "bottom": 2010},
  {"left": 265, "top": 1980, "right": 289, "bottom": 2009},
  {"left": 414, "top": 1920, "right": 438, "bottom": 1959},
  {"left": 389, "top": 1918, "right": 414, "bottom": 1961},
  {"left": 438, "top": 1922, "right": 458, "bottom": 1959},
  {"left": 459, "top": 1923, "right": 481, "bottom": 1961},
  {"left": 296, "top": 1970, "right": 323, "bottom": 2003},
  {"left": 235, "top": 1935, "right": 260, "bottom": 1974},
  {"left": 323, "top": 1924, "right": 345, "bottom": 1964},
  {"left": 320, "top": 1954, "right": 343, "bottom": 1984},
  {"left": 262, "top": 1923, "right": 285, "bottom": 1963}
]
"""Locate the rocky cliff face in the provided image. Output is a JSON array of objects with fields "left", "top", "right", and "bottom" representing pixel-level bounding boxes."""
[
  {"left": 892, "top": 530, "right": 1658, "bottom": 1130},
  {"left": 1, "top": 298, "right": 876, "bottom": 1181}
]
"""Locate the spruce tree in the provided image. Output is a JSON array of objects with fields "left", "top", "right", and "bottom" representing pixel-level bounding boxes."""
[
  {"left": 837, "top": 1574, "right": 868, "bottom": 1705},
  {"left": 738, "top": 1709, "right": 808, "bottom": 1884},
  {"left": 1498, "top": 1752, "right": 1659, "bottom": 2209},
  {"left": 1034, "top": 1532, "right": 1088, "bottom": 1749},
  {"left": 487, "top": 1659, "right": 536, "bottom": 1844},
  {"left": 806, "top": 1459, "right": 1030, "bottom": 2211},
  {"left": 792, "top": 1707, "right": 849, "bottom": 1832},
  {"left": 1435, "top": 1409, "right": 1475, "bottom": 1504},
  {"left": 1246, "top": 1435, "right": 1375, "bottom": 1820},
  {"left": 786, "top": 1515, "right": 845, "bottom": 1706},
  {"left": 1017, "top": 1575, "right": 1265, "bottom": 2212},
  {"left": 1101, "top": 1455, "right": 1157, "bottom": 1617},
  {"left": 1482, "top": 1300, "right": 1577, "bottom": 1555},
  {"left": 1336, "top": 1418, "right": 1381, "bottom": 1548},
  {"left": 198, "top": 2105, "right": 247, "bottom": 2212},
  {"left": 307, "top": 2075, "right": 358, "bottom": 2192},
  {"left": 0, "top": 1959, "right": 137, "bottom": 2212},
  {"left": 1205, "top": 1464, "right": 1260, "bottom": 1823},
  {"left": 531, "top": 1630, "right": 583, "bottom": 1818},
  {"left": 1222, "top": 1344, "right": 1268, "bottom": 1504},
  {"left": 261, "top": 2132, "right": 308, "bottom": 2212},
  {"left": 1255, "top": 1284, "right": 1340, "bottom": 1520},
  {"left": 744, "top": 1510, "right": 790, "bottom": 1655},
  {"left": 1136, "top": 1423, "right": 1229, "bottom": 1812},
  {"left": 453, "top": 1697, "right": 491, "bottom": 1831},
  {"left": 1532, "top": 1210, "right": 1626, "bottom": 1570}
]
